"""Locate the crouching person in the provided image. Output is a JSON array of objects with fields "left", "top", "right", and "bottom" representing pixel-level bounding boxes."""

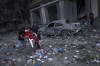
[
  {"left": 33, "top": 33, "right": 40, "bottom": 49},
  {"left": 14, "top": 27, "right": 26, "bottom": 48},
  {"left": 32, "top": 22, "right": 42, "bottom": 48}
]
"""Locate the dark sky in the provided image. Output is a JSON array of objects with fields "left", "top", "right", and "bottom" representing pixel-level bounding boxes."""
[
  {"left": 0, "top": 0, "right": 15, "bottom": 11},
  {"left": 0, "top": 0, "right": 29, "bottom": 21}
]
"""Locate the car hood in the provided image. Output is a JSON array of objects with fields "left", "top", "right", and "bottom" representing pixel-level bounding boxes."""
[{"left": 38, "top": 27, "right": 46, "bottom": 31}]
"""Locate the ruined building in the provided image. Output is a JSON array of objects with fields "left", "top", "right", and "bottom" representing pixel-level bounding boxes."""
[
  {"left": 0, "top": 0, "right": 99, "bottom": 33},
  {"left": 29, "top": 0, "right": 99, "bottom": 26}
]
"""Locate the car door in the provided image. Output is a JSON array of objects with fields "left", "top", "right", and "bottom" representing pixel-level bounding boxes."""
[
  {"left": 54, "top": 23, "right": 63, "bottom": 35},
  {"left": 45, "top": 23, "right": 55, "bottom": 35}
]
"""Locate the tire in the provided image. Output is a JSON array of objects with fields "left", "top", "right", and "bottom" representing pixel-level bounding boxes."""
[
  {"left": 39, "top": 31, "right": 47, "bottom": 38},
  {"left": 61, "top": 30, "right": 71, "bottom": 38}
]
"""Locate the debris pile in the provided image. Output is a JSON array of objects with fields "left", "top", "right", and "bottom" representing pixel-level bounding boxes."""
[{"left": 0, "top": 29, "right": 100, "bottom": 66}]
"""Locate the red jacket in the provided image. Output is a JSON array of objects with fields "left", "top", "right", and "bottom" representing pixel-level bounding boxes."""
[
  {"left": 25, "top": 31, "right": 33, "bottom": 39},
  {"left": 25, "top": 31, "right": 39, "bottom": 43}
]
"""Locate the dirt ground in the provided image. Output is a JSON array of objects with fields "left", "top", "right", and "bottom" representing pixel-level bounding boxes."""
[{"left": 0, "top": 29, "right": 100, "bottom": 66}]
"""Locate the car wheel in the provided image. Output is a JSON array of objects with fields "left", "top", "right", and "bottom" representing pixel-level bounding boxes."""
[
  {"left": 39, "top": 31, "right": 47, "bottom": 38},
  {"left": 61, "top": 30, "right": 71, "bottom": 38}
]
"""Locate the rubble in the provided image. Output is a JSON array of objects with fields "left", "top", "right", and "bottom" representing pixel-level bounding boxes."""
[
  {"left": 0, "top": 30, "right": 100, "bottom": 66},
  {"left": 63, "top": 60, "right": 70, "bottom": 65},
  {"left": 35, "top": 61, "right": 42, "bottom": 66},
  {"left": 58, "top": 48, "right": 65, "bottom": 53},
  {"left": 27, "top": 59, "right": 32, "bottom": 64}
]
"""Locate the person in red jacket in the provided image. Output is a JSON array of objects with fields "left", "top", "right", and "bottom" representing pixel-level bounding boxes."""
[
  {"left": 25, "top": 29, "right": 34, "bottom": 48},
  {"left": 25, "top": 28, "right": 40, "bottom": 48}
]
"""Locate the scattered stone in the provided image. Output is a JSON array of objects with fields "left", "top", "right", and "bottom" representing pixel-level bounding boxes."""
[
  {"left": 27, "top": 59, "right": 32, "bottom": 64},
  {"left": 63, "top": 60, "right": 70, "bottom": 64},
  {"left": 96, "top": 44, "right": 100, "bottom": 47},
  {"left": 48, "top": 58, "right": 53, "bottom": 61},
  {"left": 58, "top": 48, "right": 65, "bottom": 53},
  {"left": 76, "top": 44, "right": 86, "bottom": 49},
  {"left": 35, "top": 61, "right": 42, "bottom": 66}
]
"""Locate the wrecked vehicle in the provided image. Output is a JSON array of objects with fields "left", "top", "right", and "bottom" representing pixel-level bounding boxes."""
[{"left": 38, "top": 19, "right": 81, "bottom": 38}]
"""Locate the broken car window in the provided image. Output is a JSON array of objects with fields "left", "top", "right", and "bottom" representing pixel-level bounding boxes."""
[
  {"left": 48, "top": 23, "right": 54, "bottom": 28},
  {"left": 55, "top": 23, "right": 63, "bottom": 27}
]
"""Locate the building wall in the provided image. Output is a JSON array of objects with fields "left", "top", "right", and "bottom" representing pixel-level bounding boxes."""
[
  {"left": 94, "top": 0, "right": 100, "bottom": 27},
  {"left": 91, "top": 0, "right": 98, "bottom": 18},
  {"left": 30, "top": 0, "right": 99, "bottom": 26},
  {"left": 64, "top": 0, "right": 77, "bottom": 21},
  {"left": 85, "top": 0, "right": 98, "bottom": 18},
  {"left": 30, "top": 0, "right": 78, "bottom": 26},
  {"left": 97, "top": 0, "right": 100, "bottom": 18},
  {"left": 85, "top": 0, "right": 100, "bottom": 27}
]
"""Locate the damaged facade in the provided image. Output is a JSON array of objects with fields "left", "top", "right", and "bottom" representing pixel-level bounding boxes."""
[
  {"left": 0, "top": 0, "right": 99, "bottom": 33},
  {"left": 29, "top": 0, "right": 99, "bottom": 26}
]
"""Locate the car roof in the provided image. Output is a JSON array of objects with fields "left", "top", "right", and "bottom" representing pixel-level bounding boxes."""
[
  {"left": 49, "top": 19, "right": 80, "bottom": 25},
  {"left": 51, "top": 19, "right": 66, "bottom": 24}
]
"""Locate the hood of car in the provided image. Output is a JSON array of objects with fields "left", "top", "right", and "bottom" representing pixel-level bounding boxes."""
[{"left": 38, "top": 27, "right": 46, "bottom": 31}]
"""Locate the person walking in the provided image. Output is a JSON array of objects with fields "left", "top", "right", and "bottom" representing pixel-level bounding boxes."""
[{"left": 89, "top": 12, "right": 94, "bottom": 30}]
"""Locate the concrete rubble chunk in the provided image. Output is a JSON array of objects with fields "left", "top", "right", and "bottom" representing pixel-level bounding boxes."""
[
  {"left": 48, "top": 58, "right": 53, "bottom": 61},
  {"left": 63, "top": 60, "right": 70, "bottom": 64},
  {"left": 35, "top": 61, "right": 42, "bottom": 66},
  {"left": 58, "top": 48, "right": 65, "bottom": 53},
  {"left": 96, "top": 44, "right": 100, "bottom": 47},
  {"left": 27, "top": 59, "right": 32, "bottom": 64},
  {"left": 76, "top": 44, "right": 86, "bottom": 49}
]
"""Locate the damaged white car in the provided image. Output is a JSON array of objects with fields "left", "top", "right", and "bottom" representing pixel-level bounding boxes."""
[{"left": 38, "top": 19, "right": 81, "bottom": 38}]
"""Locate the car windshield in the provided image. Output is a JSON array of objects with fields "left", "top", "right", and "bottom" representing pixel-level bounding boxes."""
[
  {"left": 55, "top": 23, "right": 63, "bottom": 27},
  {"left": 48, "top": 23, "right": 54, "bottom": 28}
]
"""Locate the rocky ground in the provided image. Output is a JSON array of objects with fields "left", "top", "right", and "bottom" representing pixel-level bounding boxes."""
[{"left": 0, "top": 29, "right": 100, "bottom": 66}]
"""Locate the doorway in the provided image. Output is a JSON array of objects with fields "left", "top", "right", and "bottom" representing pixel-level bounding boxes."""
[
  {"left": 34, "top": 10, "right": 41, "bottom": 25},
  {"left": 77, "top": 0, "right": 86, "bottom": 19},
  {"left": 47, "top": 4, "right": 58, "bottom": 22}
]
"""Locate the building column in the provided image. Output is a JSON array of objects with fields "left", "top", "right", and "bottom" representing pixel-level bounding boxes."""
[
  {"left": 85, "top": 0, "right": 98, "bottom": 18},
  {"left": 64, "top": 0, "right": 77, "bottom": 21},
  {"left": 72, "top": 0, "right": 77, "bottom": 21},
  {"left": 30, "top": 10, "right": 38, "bottom": 26},
  {"left": 68, "top": 0, "right": 74, "bottom": 21},
  {"left": 58, "top": 0, "right": 65, "bottom": 19},
  {"left": 98, "top": 0, "right": 100, "bottom": 17},
  {"left": 64, "top": 0, "right": 69, "bottom": 20},
  {"left": 40, "top": 6, "right": 48, "bottom": 25},
  {"left": 85, "top": 0, "right": 91, "bottom": 17},
  {"left": 30, "top": 11, "right": 33, "bottom": 27},
  {"left": 91, "top": 0, "right": 98, "bottom": 17},
  {"left": 63, "top": 0, "right": 77, "bottom": 21}
]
